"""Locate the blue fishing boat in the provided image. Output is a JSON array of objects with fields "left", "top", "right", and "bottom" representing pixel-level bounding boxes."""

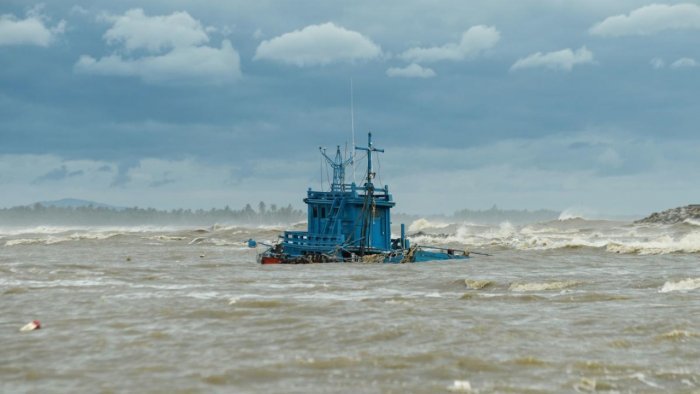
[{"left": 258, "top": 132, "right": 469, "bottom": 264}]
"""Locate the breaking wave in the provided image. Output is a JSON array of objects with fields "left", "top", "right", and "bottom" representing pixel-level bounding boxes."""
[
  {"left": 659, "top": 278, "right": 700, "bottom": 293},
  {"left": 658, "top": 329, "right": 700, "bottom": 341},
  {"left": 4, "top": 231, "right": 123, "bottom": 246},
  {"left": 509, "top": 280, "right": 581, "bottom": 292},
  {"left": 4, "top": 218, "right": 700, "bottom": 255},
  {"left": 683, "top": 218, "right": 700, "bottom": 227},
  {"left": 558, "top": 207, "right": 589, "bottom": 221},
  {"left": 407, "top": 219, "right": 700, "bottom": 255},
  {"left": 463, "top": 279, "right": 494, "bottom": 290},
  {"left": 408, "top": 218, "right": 451, "bottom": 232},
  {"left": 0, "top": 225, "right": 183, "bottom": 236}
]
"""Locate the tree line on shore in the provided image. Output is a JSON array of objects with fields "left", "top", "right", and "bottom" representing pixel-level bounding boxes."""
[
  {"left": 0, "top": 202, "right": 305, "bottom": 226},
  {"left": 0, "top": 201, "right": 560, "bottom": 226}
]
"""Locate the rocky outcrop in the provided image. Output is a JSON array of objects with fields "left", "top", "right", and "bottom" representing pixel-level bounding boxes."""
[{"left": 636, "top": 205, "right": 700, "bottom": 224}]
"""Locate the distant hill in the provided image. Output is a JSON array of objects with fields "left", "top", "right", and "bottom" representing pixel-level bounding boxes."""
[{"left": 36, "top": 198, "right": 123, "bottom": 210}]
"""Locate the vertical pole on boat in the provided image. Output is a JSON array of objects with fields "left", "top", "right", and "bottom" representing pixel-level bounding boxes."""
[
  {"left": 350, "top": 78, "right": 356, "bottom": 184},
  {"left": 400, "top": 223, "right": 406, "bottom": 249}
]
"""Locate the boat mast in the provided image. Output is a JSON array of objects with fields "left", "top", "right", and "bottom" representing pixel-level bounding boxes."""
[
  {"left": 350, "top": 79, "right": 356, "bottom": 184},
  {"left": 355, "top": 132, "right": 384, "bottom": 254},
  {"left": 320, "top": 145, "right": 352, "bottom": 191},
  {"left": 355, "top": 132, "right": 383, "bottom": 186}
]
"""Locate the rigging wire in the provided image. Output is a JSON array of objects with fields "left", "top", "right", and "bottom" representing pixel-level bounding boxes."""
[
  {"left": 354, "top": 152, "right": 368, "bottom": 182},
  {"left": 326, "top": 159, "right": 332, "bottom": 188},
  {"left": 377, "top": 152, "right": 383, "bottom": 188},
  {"left": 319, "top": 152, "right": 325, "bottom": 192}
]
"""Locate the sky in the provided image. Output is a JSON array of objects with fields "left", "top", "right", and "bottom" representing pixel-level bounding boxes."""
[{"left": 1, "top": 1, "right": 699, "bottom": 216}]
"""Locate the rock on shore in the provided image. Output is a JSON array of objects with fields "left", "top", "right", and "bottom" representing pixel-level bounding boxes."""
[{"left": 636, "top": 205, "right": 700, "bottom": 224}]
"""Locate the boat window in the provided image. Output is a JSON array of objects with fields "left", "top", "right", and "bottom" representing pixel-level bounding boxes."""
[
  {"left": 321, "top": 207, "right": 326, "bottom": 217},
  {"left": 312, "top": 207, "right": 318, "bottom": 218}
]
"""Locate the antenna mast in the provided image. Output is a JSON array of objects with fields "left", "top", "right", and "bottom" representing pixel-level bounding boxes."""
[{"left": 350, "top": 79, "right": 356, "bottom": 183}]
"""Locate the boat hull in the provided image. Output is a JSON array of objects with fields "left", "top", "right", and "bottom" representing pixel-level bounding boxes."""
[{"left": 258, "top": 246, "right": 469, "bottom": 264}]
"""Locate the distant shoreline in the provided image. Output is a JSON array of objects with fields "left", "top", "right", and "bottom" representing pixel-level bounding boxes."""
[{"left": 1, "top": 202, "right": 564, "bottom": 226}]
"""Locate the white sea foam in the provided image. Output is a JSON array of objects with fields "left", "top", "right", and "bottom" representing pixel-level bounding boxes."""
[
  {"left": 0, "top": 225, "right": 185, "bottom": 236},
  {"left": 0, "top": 277, "right": 120, "bottom": 288},
  {"left": 4, "top": 231, "right": 123, "bottom": 246},
  {"left": 630, "top": 373, "right": 664, "bottom": 389},
  {"left": 447, "top": 380, "right": 473, "bottom": 392},
  {"left": 205, "top": 238, "right": 242, "bottom": 246},
  {"left": 464, "top": 279, "right": 493, "bottom": 290},
  {"left": 4, "top": 236, "right": 76, "bottom": 246},
  {"left": 185, "top": 291, "right": 221, "bottom": 300},
  {"left": 509, "top": 280, "right": 580, "bottom": 292},
  {"left": 5, "top": 238, "right": 47, "bottom": 246},
  {"left": 68, "top": 232, "right": 121, "bottom": 241},
  {"left": 558, "top": 207, "right": 590, "bottom": 220},
  {"left": 408, "top": 218, "right": 451, "bottom": 232},
  {"left": 4, "top": 217, "right": 698, "bottom": 256},
  {"left": 607, "top": 232, "right": 700, "bottom": 255},
  {"left": 406, "top": 217, "right": 700, "bottom": 255},
  {"left": 659, "top": 278, "right": 700, "bottom": 293},
  {"left": 683, "top": 218, "right": 700, "bottom": 226},
  {"left": 144, "top": 235, "right": 188, "bottom": 241}
]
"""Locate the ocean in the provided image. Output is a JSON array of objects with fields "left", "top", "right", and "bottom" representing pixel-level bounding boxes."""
[{"left": 1, "top": 219, "right": 699, "bottom": 393}]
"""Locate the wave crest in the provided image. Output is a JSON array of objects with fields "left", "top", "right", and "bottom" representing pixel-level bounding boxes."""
[
  {"left": 659, "top": 278, "right": 700, "bottom": 293},
  {"left": 464, "top": 279, "right": 493, "bottom": 290},
  {"left": 408, "top": 218, "right": 450, "bottom": 232},
  {"left": 509, "top": 280, "right": 581, "bottom": 292}
]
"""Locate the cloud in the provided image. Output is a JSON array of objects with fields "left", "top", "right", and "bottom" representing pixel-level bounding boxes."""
[
  {"left": 111, "top": 160, "right": 140, "bottom": 188},
  {"left": 149, "top": 172, "right": 176, "bottom": 187},
  {"left": 670, "top": 57, "right": 698, "bottom": 69},
  {"left": 32, "top": 165, "right": 83, "bottom": 184},
  {"left": 70, "top": 5, "right": 89, "bottom": 16},
  {"left": 650, "top": 57, "right": 665, "bottom": 69},
  {"left": 254, "top": 22, "right": 381, "bottom": 66},
  {"left": 0, "top": 6, "right": 65, "bottom": 47},
  {"left": 399, "top": 25, "right": 500, "bottom": 63},
  {"left": 75, "top": 40, "right": 241, "bottom": 84},
  {"left": 386, "top": 63, "right": 436, "bottom": 78},
  {"left": 510, "top": 46, "right": 594, "bottom": 72},
  {"left": 0, "top": 154, "right": 317, "bottom": 210},
  {"left": 75, "top": 9, "right": 241, "bottom": 85},
  {"left": 101, "top": 8, "right": 209, "bottom": 53},
  {"left": 590, "top": 3, "right": 700, "bottom": 37},
  {"left": 384, "top": 131, "right": 700, "bottom": 214}
]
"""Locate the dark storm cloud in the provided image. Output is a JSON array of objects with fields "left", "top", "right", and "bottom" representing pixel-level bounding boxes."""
[
  {"left": 2, "top": 0, "right": 700, "bottom": 213},
  {"left": 32, "top": 165, "right": 83, "bottom": 184},
  {"left": 110, "top": 160, "right": 139, "bottom": 187}
]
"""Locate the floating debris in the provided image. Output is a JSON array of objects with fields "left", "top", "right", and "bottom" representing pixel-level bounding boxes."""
[{"left": 20, "top": 320, "right": 41, "bottom": 332}]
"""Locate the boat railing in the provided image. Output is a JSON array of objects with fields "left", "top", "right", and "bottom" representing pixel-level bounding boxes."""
[
  {"left": 282, "top": 231, "right": 345, "bottom": 248},
  {"left": 307, "top": 183, "right": 392, "bottom": 199},
  {"left": 416, "top": 245, "right": 470, "bottom": 256}
]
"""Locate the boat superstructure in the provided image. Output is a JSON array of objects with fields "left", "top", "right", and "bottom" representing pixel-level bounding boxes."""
[{"left": 258, "top": 132, "right": 469, "bottom": 264}]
